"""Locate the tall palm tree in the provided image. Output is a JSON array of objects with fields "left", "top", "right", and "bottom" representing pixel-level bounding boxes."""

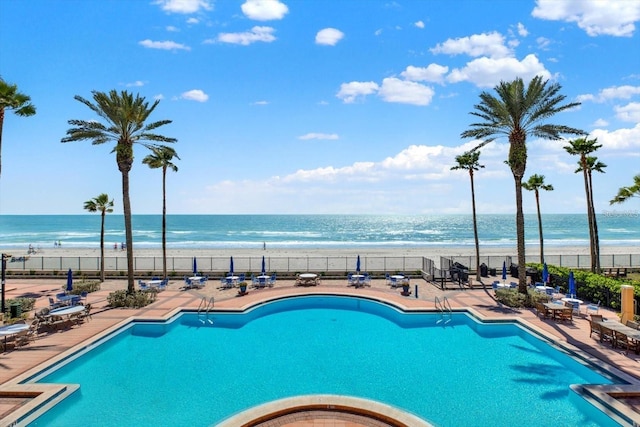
[
  {"left": 84, "top": 193, "right": 114, "bottom": 282},
  {"left": 564, "top": 137, "right": 602, "bottom": 273},
  {"left": 578, "top": 155, "right": 606, "bottom": 273},
  {"left": 143, "top": 146, "right": 180, "bottom": 279},
  {"left": 62, "top": 90, "right": 176, "bottom": 292},
  {"left": 610, "top": 174, "right": 640, "bottom": 204},
  {"left": 522, "top": 174, "right": 553, "bottom": 264},
  {"left": 450, "top": 142, "right": 487, "bottom": 282},
  {"left": 461, "top": 76, "right": 583, "bottom": 293},
  {"left": 0, "top": 78, "right": 36, "bottom": 177}
]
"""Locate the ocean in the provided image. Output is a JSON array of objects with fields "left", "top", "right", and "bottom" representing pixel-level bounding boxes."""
[{"left": 0, "top": 214, "right": 638, "bottom": 251}]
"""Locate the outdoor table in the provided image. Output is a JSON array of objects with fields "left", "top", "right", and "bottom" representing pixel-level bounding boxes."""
[
  {"left": 256, "top": 275, "right": 270, "bottom": 287},
  {"left": 495, "top": 283, "right": 511, "bottom": 289},
  {"left": 56, "top": 295, "right": 75, "bottom": 305},
  {"left": 351, "top": 274, "right": 364, "bottom": 287},
  {"left": 543, "top": 302, "right": 567, "bottom": 320},
  {"left": 536, "top": 285, "right": 555, "bottom": 294},
  {"left": 596, "top": 321, "right": 640, "bottom": 341},
  {"left": 49, "top": 305, "right": 86, "bottom": 318},
  {"left": 225, "top": 276, "right": 239, "bottom": 285},
  {"left": 0, "top": 323, "right": 29, "bottom": 351},
  {"left": 298, "top": 273, "right": 318, "bottom": 286},
  {"left": 147, "top": 280, "right": 163, "bottom": 288}
]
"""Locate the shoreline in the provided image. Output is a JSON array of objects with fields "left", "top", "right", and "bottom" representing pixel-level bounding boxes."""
[{"left": 6, "top": 244, "right": 638, "bottom": 259}]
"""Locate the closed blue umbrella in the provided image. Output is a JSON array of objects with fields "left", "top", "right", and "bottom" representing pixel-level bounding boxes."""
[
  {"left": 568, "top": 271, "right": 576, "bottom": 297},
  {"left": 356, "top": 255, "right": 361, "bottom": 273},
  {"left": 542, "top": 262, "right": 549, "bottom": 284},
  {"left": 229, "top": 256, "right": 234, "bottom": 275},
  {"left": 261, "top": 256, "right": 266, "bottom": 275},
  {"left": 192, "top": 257, "right": 198, "bottom": 275},
  {"left": 502, "top": 261, "right": 507, "bottom": 282},
  {"left": 66, "top": 268, "right": 73, "bottom": 292}
]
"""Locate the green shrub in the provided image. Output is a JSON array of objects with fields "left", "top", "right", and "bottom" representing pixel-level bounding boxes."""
[
  {"left": 107, "top": 289, "right": 157, "bottom": 308},
  {"left": 69, "top": 279, "right": 101, "bottom": 295},
  {"left": 495, "top": 289, "right": 549, "bottom": 308}
]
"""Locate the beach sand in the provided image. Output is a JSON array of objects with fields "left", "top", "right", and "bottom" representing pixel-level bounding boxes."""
[{"left": 17, "top": 243, "right": 634, "bottom": 260}]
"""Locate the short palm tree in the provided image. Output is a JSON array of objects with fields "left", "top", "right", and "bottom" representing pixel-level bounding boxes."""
[
  {"left": 451, "top": 142, "right": 487, "bottom": 282},
  {"left": 62, "top": 90, "right": 176, "bottom": 292},
  {"left": 610, "top": 174, "right": 640, "bottom": 204},
  {"left": 522, "top": 174, "right": 553, "bottom": 264},
  {"left": 84, "top": 193, "right": 114, "bottom": 282},
  {"left": 0, "top": 78, "right": 36, "bottom": 177},
  {"left": 564, "top": 137, "right": 602, "bottom": 273},
  {"left": 461, "top": 76, "right": 583, "bottom": 293},
  {"left": 143, "top": 146, "right": 180, "bottom": 279}
]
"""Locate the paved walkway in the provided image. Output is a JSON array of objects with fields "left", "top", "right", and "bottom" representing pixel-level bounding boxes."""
[{"left": 1, "top": 277, "right": 639, "bottom": 426}]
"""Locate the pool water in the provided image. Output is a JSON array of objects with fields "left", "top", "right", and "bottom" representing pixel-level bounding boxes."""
[{"left": 28, "top": 296, "right": 621, "bottom": 426}]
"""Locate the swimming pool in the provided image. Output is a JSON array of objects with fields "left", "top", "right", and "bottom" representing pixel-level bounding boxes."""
[{"left": 26, "top": 295, "right": 625, "bottom": 426}]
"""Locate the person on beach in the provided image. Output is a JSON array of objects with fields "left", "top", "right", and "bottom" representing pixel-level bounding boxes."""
[{"left": 263, "top": 241, "right": 266, "bottom": 250}]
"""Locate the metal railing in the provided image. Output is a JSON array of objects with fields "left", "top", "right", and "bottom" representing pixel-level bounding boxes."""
[{"left": 4, "top": 253, "right": 639, "bottom": 276}]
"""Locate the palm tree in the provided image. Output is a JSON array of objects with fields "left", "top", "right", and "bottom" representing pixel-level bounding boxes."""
[
  {"left": 142, "top": 146, "right": 180, "bottom": 279},
  {"left": 451, "top": 142, "right": 487, "bottom": 282},
  {"left": 610, "top": 174, "right": 640, "bottom": 205},
  {"left": 461, "top": 76, "right": 583, "bottom": 293},
  {"left": 578, "top": 155, "right": 606, "bottom": 273},
  {"left": 522, "top": 174, "right": 553, "bottom": 264},
  {"left": 84, "top": 194, "right": 114, "bottom": 282},
  {"left": 62, "top": 90, "right": 176, "bottom": 292},
  {"left": 564, "top": 137, "right": 602, "bottom": 273},
  {"left": 0, "top": 78, "right": 36, "bottom": 177}
]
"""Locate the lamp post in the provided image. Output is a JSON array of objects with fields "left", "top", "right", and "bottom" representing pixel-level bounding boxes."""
[{"left": 1, "top": 253, "right": 11, "bottom": 314}]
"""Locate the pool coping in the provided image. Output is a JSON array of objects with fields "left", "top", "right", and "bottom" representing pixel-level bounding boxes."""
[{"left": 4, "top": 291, "right": 640, "bottom": 426}]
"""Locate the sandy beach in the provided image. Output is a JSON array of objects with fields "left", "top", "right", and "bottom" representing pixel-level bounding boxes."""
[{"left": 15, "top": 243, "right": 637, "bottom": 260}]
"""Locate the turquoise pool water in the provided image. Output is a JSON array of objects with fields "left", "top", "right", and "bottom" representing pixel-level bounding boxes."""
[{"left": 28, "top": 296, "right": 621, "bottom": 426}]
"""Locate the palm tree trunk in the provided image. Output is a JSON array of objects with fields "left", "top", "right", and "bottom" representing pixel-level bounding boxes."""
[
  {"left": 470, "top": 171, "right": 481, "bottom": 282},
  {"left": 535, "top": 190, "right": 544, "bottom": 264},
  {"left": 515, "top": 178, "right": 527, "bottom": 293},
  {"left": 581, "top": 159, "right": 596, "bottom": 272},
  {"left": 588, "top": 170, "right": 601, "bottom": 273},
  {"left": 122, "top": 170, "right": 135, "bottom": 293},
  {"left": 162, "top": 167, "right": 167, "bottom": 279},
  {"left": 100, "top": 210, "right": 105, "bottom": 282},
  {"left": 0, "top": 107, "right": 5, "bottom": 177}
]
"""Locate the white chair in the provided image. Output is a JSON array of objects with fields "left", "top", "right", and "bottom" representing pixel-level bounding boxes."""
[{"left": 586, "top": 300, "right": 600, "bottom": 315}]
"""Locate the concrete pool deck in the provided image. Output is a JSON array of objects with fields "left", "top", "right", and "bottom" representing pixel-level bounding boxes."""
[{"left": 1, "top": 277, "right": 639, "bottom": 426}]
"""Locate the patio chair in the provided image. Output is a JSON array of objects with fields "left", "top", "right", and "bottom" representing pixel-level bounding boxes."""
[
  {"left": 257, "top": 276, "right": 267, "bottom": 288},
  {"left": 614, "top": 331, "right": 640, "bottom": 354},
  {"left": 48, "top": 297, "right": 62, "bottom": 310},
  {"left": 80, "top": 291, "right": 88, "bottom": 302},
  {"left": 558, "top": 307, "right": 573, "bottom": 322},
  {"left": 269, "top": 273, "right": 276, "bottom": 287},
  {"left": 158, "top": 279, "right": 168, "bottom": 291},
  {"left": 390, "top": 276, "right": 398, "bottom": 288},
  {"left": 585, "top": 300, "right": 600, "bottom": 315},
  {"left": 625, "top": 320, "right": 640, "bottom": 330},
  {"left": 588, "top": 319, "right": 602, "bottom": 339},
  {"left": 364, "top": 273, "right": 371, "bottom": 287},
  {"left": 385, "top": 273, "right": 391, "bottom": 285},
  {"left": 535, "top": 302, "right": 551, "bottom": 319}
]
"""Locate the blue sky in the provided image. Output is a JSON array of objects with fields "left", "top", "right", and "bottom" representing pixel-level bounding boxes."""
[{"left": 1, "top": 0, "right": 639, "bottom": 215}]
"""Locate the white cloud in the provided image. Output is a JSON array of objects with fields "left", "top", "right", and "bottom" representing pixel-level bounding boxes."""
[
  {"left": 591, "top": 123, "right": 640, "bottom": 150},
  {"left": 415, "top": 20, "right": 425, "bottom": 29},
  {"left": 124, "top": 80, "right": 145, "bottom": 87},
  {"left": 400, "top": 64, "right": 449, "bottom": 84},
  {"left": 216, "top": 26, "right": 276, "bottom": 45},
  {"left": 180, "top": 89, "right": 209, "bottom": 102},
  {"left": 336, "top": 81, "right": 379, "bottom": 103},
  {"left": 298, "top": 133, "right": 339, "bottom": 140},
  {"left": 516, "top": 22, "right": 528, "bottom": 36},
  {"left": 166, "top": 25, "right": 179, "bottom": 32},
  {"left": 536, "top": 36, "right": 552, "bottom": 50},
  {"left": 532, "top": 0, "right": 640, "bottom": 37},
  {"left": 592, "top": 118, "right": 609, "bottom": 127},
  {"left": 578, "top": 85, "right": 640, "bottom": 103},
  {"left": 315, "top": 28, "right": 344, "bottom": 46},
  {"left": 186, "top": 17, "right": 199, "bottom": 24},
  {"left": 241, "top": 0, "right": 289, "bottom": 21},
  {"left": 615, "top": 102, "right": 640, "bottom": 122},
  {"left": 446, "top": 54, "right": 551, "bottom": 88},
  {"left": 252, "top": 100, "right": 269, "bottom": 105},
  {"left": 430, "top": 31, "right": 512, "bottom": 59},
  {"left": 155, "top": 0, "right": 212, "bottom": 14},
  {"left": 139, "top": 39, "right": 190, "bottom": 51},
  {"left": 377, "top": 78, "right": 435, "bottom": 106}
]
